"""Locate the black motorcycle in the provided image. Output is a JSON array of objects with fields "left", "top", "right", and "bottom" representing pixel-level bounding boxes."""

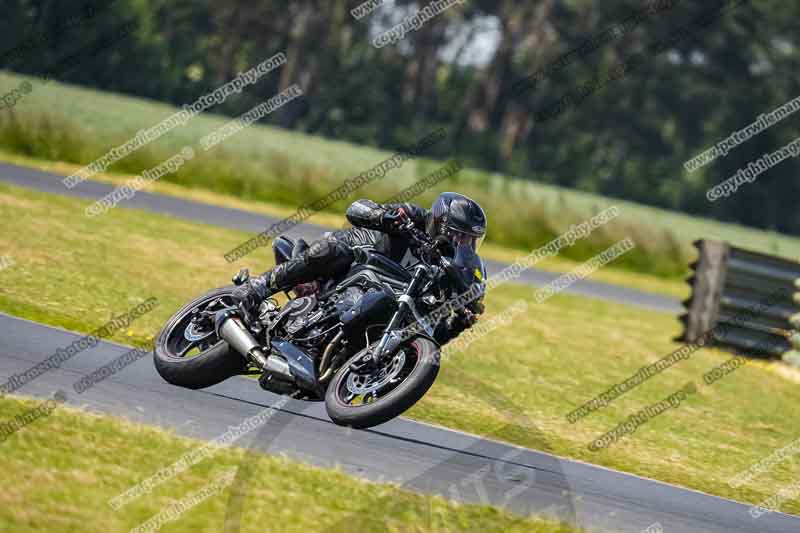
[{"left": 153, "top": 221, "right": 484, "bottom": 428}]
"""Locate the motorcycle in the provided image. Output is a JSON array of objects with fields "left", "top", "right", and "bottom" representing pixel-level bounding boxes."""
[{"left": 153, "top": 221, "right": 484, "bottom": 428}]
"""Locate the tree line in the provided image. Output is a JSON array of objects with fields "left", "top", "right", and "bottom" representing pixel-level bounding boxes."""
[{"left": 2, "top": 0, "right": 798, "bottom": 235}]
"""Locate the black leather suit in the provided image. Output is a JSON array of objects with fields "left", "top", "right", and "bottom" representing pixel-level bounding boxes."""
[{"left": 236, "top": 199, "right": 483, "bottom": 344}]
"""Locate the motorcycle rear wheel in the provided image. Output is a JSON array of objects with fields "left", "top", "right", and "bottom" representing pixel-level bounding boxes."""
[{"left": 154, "top": 286, "right": 248, "bottom": 389}]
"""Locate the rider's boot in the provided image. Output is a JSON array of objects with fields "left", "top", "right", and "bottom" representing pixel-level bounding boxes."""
[
  {"left": 231, "top": 270, "right": 279, "bottom": 326},
  {"left": 231, "top": 255, "right": 317, "bottom": 324}
]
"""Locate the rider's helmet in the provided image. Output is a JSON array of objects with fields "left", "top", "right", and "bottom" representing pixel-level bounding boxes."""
[{"left": 427, "top": 192, "right": 487, "bottom": 270}]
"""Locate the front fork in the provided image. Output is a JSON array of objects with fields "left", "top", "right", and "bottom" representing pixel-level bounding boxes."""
[{"left": 372, "top": 266, "right": 433, "bottom": 363}]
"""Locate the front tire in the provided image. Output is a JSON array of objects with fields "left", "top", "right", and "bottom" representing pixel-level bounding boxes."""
[
  {"left": 154, "top": 286, "right": 248, "bottom": 389},
  {"left": 325, "top": 337, "right": 440, "bottom": 429}
]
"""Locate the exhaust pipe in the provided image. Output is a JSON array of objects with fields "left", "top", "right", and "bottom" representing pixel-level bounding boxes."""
[
  {"left": 216, "top": 314, "right": 293, "bottom": 381},
  {"left": 214, "top": 309, "right": 322, "bottom": 397}
]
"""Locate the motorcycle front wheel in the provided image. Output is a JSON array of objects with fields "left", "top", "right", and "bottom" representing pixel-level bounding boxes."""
[{"left": 324, "top": 336, "right": 440, "bottom": 429}]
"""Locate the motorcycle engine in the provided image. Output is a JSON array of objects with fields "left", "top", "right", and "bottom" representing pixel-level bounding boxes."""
[
  {"left": 278, "top": 296, "right": 320, "bottom": 336},
  {"left": 267, "top": 287, "right": 370, "bottom": 340}
]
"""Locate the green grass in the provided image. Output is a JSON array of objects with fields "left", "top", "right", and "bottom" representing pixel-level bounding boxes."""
[
  {"left": 3, "top": 71, "right": 800, "bottom": 280},
  {"left": 2, "top": 182, "right": 800, "bottom": 516},
  {"left": 0, "top": 395, "right": 579, "bottom": 532},
  {"left": 0, "top": 148, "right": 688, "bottom": 299}
]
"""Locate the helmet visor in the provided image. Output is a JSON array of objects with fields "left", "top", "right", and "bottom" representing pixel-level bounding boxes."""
[
  {"left": 446, "top": 228, "right": 484, "bottom": 269},
  {"left": 450, "top": 229, "right": 484, "bottom": 252}
]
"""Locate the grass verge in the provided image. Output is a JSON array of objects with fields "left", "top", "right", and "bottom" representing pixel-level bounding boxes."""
[
  {"left": 4, "top": 71, "right": 800, "bottom": 279},
  {"left": 1, "top": 182, "right": 799, "bottom": 516},
  {"left": 0, "top": 148, "right": 687, "bottom": 299},
  {"left": 0, "top": 395, "right": 578, "bottom": 532}
]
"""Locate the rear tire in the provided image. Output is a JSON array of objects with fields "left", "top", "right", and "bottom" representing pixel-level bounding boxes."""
[
  {"left": 154, "top": 286, "right": 248, "bottom": 389},
  {"left": 325, "top": 337, "right": 440, "bottom": 429}
]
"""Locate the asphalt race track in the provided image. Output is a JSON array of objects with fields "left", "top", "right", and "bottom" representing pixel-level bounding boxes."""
[
  {"left": 2, "top": 313, "right": 798, "bottom": 532},
  {"left": 0, "top": 161, "right": 680, "bottom": 313}
]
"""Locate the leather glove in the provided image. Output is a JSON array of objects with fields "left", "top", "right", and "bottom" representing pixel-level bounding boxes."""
[
  {"left": 382, "top": 207, "right": 409, "bottom": 233},
  {"left": 447, "top": 308, "right": 478, "bottom": 334},
  {"left": 467, "top": 300, "right": 485, "bottom": 315}
]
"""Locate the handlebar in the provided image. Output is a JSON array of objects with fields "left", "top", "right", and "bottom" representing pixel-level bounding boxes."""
[
  {"left": 400, "top": 220, "right": 476, "bottom": 295},
  {"left": 401, "top": 220, "right": 439, "bottom": 258}
]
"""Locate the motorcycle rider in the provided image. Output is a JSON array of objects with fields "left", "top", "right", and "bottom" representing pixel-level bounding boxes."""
[{"left": 232, "top": 192, "right": 488, "bottom": 344}]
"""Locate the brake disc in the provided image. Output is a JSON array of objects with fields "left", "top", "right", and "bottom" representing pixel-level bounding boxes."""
[{"left": 346, "top": 351, "right": 407, "bottom": 395}]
